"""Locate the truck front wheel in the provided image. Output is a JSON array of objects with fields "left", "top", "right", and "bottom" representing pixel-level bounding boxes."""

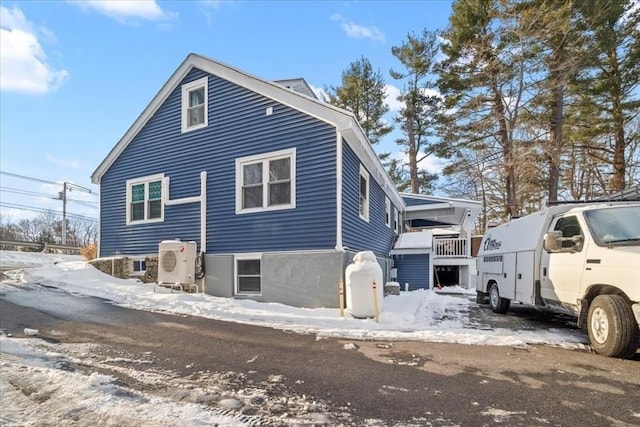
[
  {"left": 587, "top": 295, "right": 639, "bottom": 359},
  {"left": 489, "top": 283, "right": 510, "bottom": 314}
]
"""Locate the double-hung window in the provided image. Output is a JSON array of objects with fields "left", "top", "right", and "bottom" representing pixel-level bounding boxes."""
[
  {"left": 126, "top": 174, "right": 164, "bottom": 224},
  {"left": 236, "top": 148, "right": 296, "bottom": 213},
  {"left": 235, "top": 255, "right": 261, "bottom": 295},
  {"left": 181, "top": 77, "right": 208, "bottom": 132},
  {"left": 385, "top": 197, "right": 391, "bottom": 228},
  {"left": 359, "top": 165, "right": 369, "bottom": 221}
]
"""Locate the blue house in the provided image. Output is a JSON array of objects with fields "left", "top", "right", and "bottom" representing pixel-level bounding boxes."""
[
  {"left": 91, "top": 53, "right": 406, "bottom": 308},
  {"left": 91, "top": 53, "right": 480, "bottom": 307}
]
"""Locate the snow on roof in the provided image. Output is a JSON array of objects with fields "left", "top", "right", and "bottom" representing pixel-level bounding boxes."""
[{"left": 390, "top": 231, "right": 433, "bottom": 255}]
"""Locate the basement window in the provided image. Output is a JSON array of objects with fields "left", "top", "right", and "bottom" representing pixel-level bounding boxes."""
[{"left": 235, "top": 255, "right": 261, "bottom": 295}]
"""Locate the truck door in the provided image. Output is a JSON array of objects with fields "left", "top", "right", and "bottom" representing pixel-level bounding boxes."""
[{"left": 540, "top": 215, "right": 587, "bottom": 304}]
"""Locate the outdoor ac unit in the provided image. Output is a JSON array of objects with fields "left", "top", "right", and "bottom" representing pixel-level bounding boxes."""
[{"left": 158, "top": 240, "right": 197, "bottom": 285}]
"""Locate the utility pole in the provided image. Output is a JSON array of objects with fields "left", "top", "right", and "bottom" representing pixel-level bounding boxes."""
[
  {"left": 58, "top": 181, "right": 92, "bottom": 245},
  {"left": 62, "top": 182, "right": 67, "bottom": 244}
]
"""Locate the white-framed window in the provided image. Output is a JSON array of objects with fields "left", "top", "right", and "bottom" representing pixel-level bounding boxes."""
[
  {"left": 235, "top": 148, "right": 296, "bottom": 214},
  {"left": 126, "top": 174, "right": 164, "bottom": 225},
  {"left": 385, "top": 197, "right": 391, "bottom": 228},
  {"left": 132, "top": 259, "right": 147, "bottom": 273},
  {"left": 396, "top": 209, "right": 402, "bottom": 234},
  {"left": 235, "top": 254, "right": 262, "bottom": 295},
  {"left": 359, "top": 165, "right": 369, "bottom": 222},
  {"left": 181, "top": 77, "right": 208, "bottom": 133}
]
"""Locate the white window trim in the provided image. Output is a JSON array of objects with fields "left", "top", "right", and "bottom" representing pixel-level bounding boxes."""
[
  {"left": 234, "top": 253, "right": 262, "bottom": 296},
  {"left": 235, "top": 148, "right": 296, "bottom": 214},
  {"left": 396, "top": 209, "right": 402, "bottom": 234},
  {"left": 385, "top": 197, "right": 391, "bottom": 228},
  {"left": 131, "top": 258, "right": 147, "bottom": 273},
  {"left": 359, "top": 165, "right": 370, "bottom": 222},
  {"left": 125, "top": 173, "right": 165, "bottom": 225},
  {"left": 181, "top": 76, "right": 208, "bottom": 133}
]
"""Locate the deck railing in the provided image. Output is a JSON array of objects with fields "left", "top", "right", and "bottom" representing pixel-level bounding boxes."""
[{"left": 434, "top": 237, "right": 469, "bottom": 258}]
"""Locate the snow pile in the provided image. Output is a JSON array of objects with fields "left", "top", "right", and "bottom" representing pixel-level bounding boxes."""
[{"left": 0, "top": 251, "right": 588, "bottom": 348}]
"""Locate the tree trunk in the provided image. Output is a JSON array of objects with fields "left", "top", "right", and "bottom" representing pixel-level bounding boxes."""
[
  {"left": 407, "top": 117, "right": 420, "bottom": 194},
  {"left": 609, "top": 47, "right": 626, "bottom": 192},
  {"left": 492, "top": 82, "right": 517, "bottom": 218}
]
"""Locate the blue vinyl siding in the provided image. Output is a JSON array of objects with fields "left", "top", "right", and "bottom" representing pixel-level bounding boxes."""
[
  {"left": 393, "top": 254, "right": 430, "bottom": 290},
  {"left": 341, "top": 142, "right": 396, "bottom": 257},
  {"left": 100, "top": 68, "right": 336, "bottom": 256}
]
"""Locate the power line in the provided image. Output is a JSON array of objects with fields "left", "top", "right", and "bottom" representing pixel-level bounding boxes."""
[
  {"left": 0, "top": 202, "right": 98, "bottom": 222},
  {"left": 0, "top": 171, "right": 99, "bottom": 197},
  {"left": 0, "top": 186, "right": 58, "bottom": 199},
  {"left": 0, "top": 171, "right": 60, "bottom": 186}
]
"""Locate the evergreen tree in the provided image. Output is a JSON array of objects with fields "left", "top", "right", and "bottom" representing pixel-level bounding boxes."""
[
  {"left": 325, "top": 56, "right": 393, "bottom": 145},
  {"left": 390, "top": 29, "right": 448, "bottom": 194},
  {"left": 573, "top": 0, "right": 640, "bottom": 192},
  {"left": 438, "top": 0, "right": 528, "bottom": 218}
]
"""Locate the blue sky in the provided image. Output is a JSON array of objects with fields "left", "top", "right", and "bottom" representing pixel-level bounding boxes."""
[{"left": 0, "top": 0, "right": 453, "bottom": 222}]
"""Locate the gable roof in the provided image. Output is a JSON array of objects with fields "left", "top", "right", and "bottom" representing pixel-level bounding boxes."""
[
  {"left": 273, "top": 78, "right": 318, "bottom": 99},
  {"left": 90, "top": 53, "right": 404, "bottom": 209}
]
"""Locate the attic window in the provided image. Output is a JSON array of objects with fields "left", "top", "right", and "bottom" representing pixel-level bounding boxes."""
[{"left": 181, "top": 77, "right": 208, "bottom": 132}]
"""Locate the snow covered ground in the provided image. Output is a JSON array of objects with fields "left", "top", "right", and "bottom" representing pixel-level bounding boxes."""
[{"left": 0, "top": 251, "right": 589, "bottom": 426}]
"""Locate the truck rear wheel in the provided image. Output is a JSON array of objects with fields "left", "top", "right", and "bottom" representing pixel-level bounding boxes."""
[
  {"left": 489, "top": 283, "right": 510, "bottom": 314},
  {"left": 587, "top": 295, "right": 639, "bottom": 359}
]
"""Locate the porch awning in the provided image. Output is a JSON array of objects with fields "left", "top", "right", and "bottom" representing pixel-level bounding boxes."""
[{"left": 390, "top": 231, "right": 433, "bottom": 255}]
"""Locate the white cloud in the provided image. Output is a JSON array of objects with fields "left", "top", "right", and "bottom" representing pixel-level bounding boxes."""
[
  {"left": 46, "top": 154, "right": 84, "bottom": 170},
  {"left": 331, "top": 14, "right": 385, "bottom": 42},
  {"left": 384, "top": 84, "right": 404, "bottom": 112},
  {"left": 0, "top": 6, "right": 69, "bottom": 94},
  {"left": 68, "top": 1, "right": 176, "bottom": 23},
  {"left": 308, "top": 83, "right": 329, "bottom": 102},
  {"left": 384, "top": 85, "right": 444, "bottom": 113}
]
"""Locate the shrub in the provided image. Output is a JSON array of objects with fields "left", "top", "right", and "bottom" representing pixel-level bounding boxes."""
[{"left": 80, "top": 243, "right": 97, "bottom": 260}]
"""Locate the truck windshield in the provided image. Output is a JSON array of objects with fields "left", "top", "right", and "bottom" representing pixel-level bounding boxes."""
[{"left": 584, "top": 206, "right": 640, "bottom": 246}]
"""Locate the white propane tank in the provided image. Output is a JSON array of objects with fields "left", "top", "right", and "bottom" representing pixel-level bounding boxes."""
[{"left": 345, "top": 251, "right": 384, "bottom": 318}]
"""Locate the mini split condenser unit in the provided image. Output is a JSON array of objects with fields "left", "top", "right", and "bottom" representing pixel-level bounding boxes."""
[{"left": 158, "top": 240, "right": 197, "bottom": 285}]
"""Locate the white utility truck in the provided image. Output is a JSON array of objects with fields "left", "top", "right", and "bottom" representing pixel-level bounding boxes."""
[{"left": 476, "top": 202, "right": 640, "bottom": 358}]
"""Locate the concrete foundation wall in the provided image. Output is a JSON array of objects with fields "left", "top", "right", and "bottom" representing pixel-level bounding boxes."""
[
  {"left": 203, "top": 250, "right": 393, "bottom": 308},
  {"left": 203, "top": 255, "right": 234, "bottom": 297},
  {"left": 261, "top": 251, "right": 344, "bottom": 308}
]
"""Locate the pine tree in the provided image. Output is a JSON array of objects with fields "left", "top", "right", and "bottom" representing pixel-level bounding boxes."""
[
  {"left": 574, "top": 0, "right": 640, "bottom": 192},
  {"left": 325, "top": 56, "right": 393, "bottom": 145},
  {"left": 438, "top": 0, "right": 527, "bottom": 218},
  {"left": 390, "top": 29, "right": 448, "bottom": 194}
]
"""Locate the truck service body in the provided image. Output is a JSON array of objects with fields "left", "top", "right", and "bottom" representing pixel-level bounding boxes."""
[{"left": 476, "top": 202, "right": 640, "bottom": 358}]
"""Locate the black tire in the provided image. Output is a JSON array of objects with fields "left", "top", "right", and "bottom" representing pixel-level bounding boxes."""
[
  {"left": 587, "top": 295, "right": 639, "bottom": 359},
  {"left": 489, "top": 283, "right": 510, "bottom": 314}
]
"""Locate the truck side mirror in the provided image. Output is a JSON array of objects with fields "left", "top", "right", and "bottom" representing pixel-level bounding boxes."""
[{"left": 543, "top": 231, "right": 563, "bottom": 252}]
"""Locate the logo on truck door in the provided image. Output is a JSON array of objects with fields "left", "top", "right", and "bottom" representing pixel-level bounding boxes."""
[{"left": 483, "top": 235, "right": 502, "bottom": 251}]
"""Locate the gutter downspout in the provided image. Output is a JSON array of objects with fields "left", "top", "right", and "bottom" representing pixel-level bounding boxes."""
[
  {"left": 335, "top": 131, "right": 343, "bottom": 251},
  {"left": 163, "top": 171, "right": 207, "bottom": 293}
]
